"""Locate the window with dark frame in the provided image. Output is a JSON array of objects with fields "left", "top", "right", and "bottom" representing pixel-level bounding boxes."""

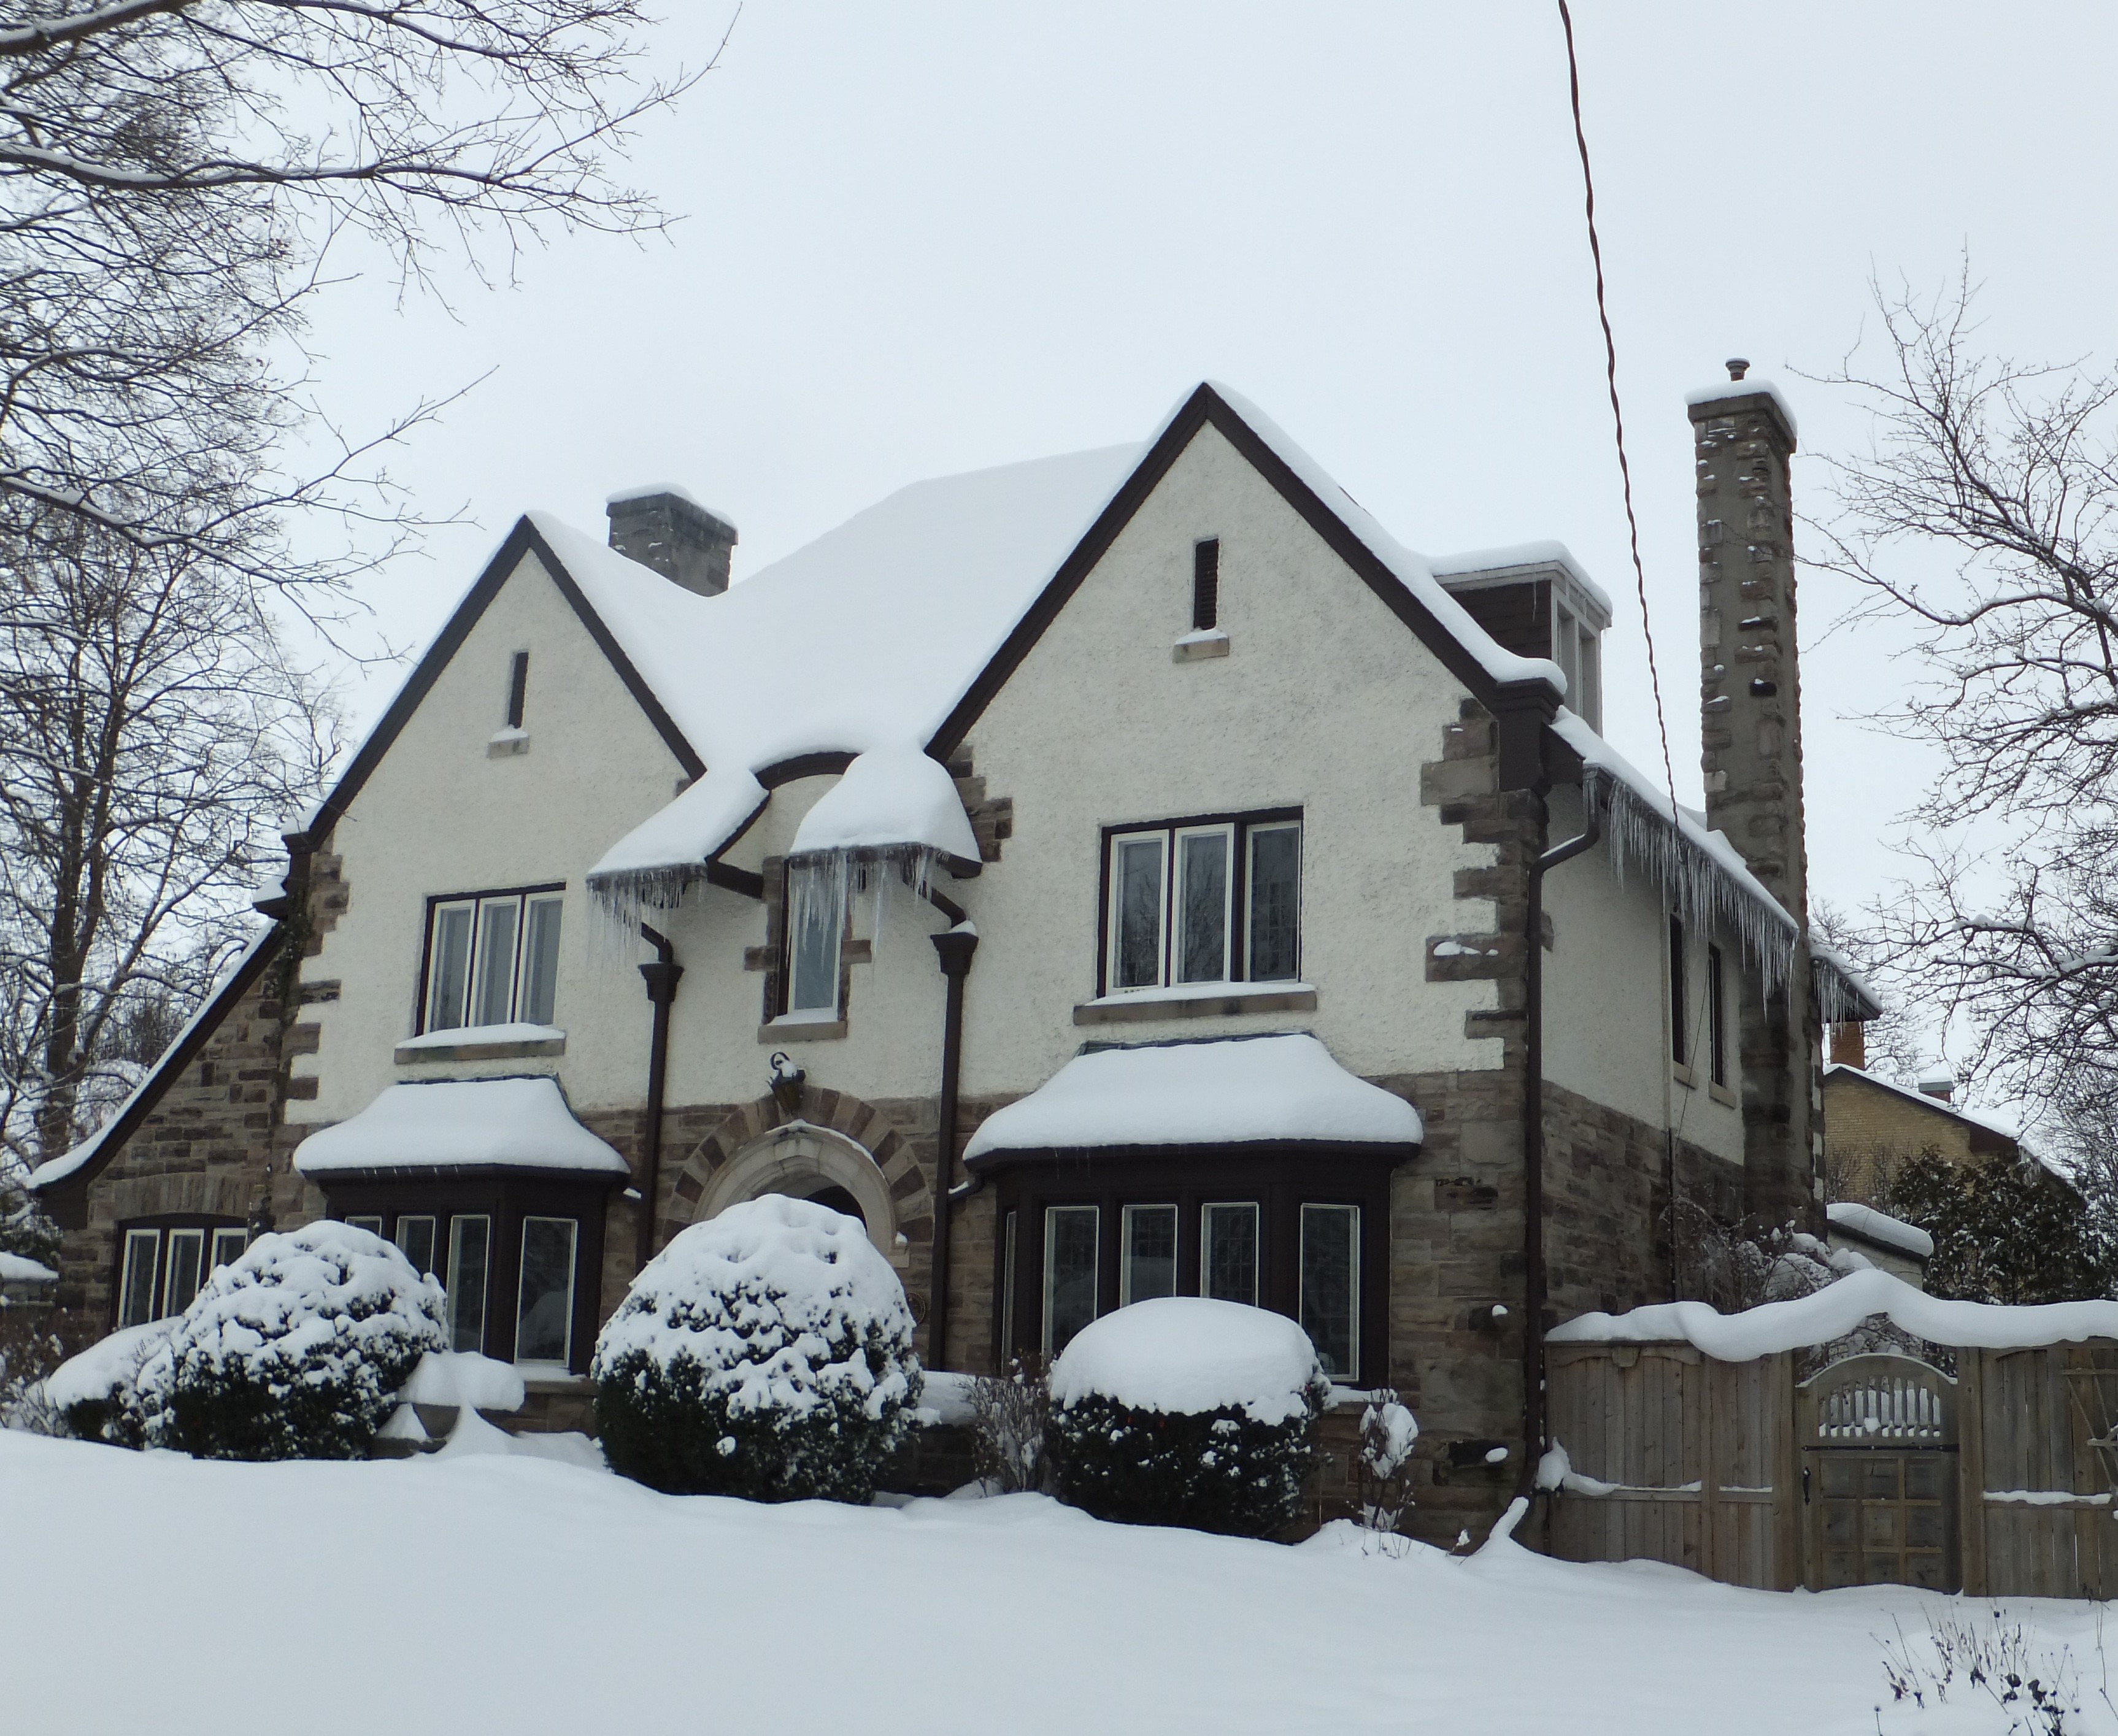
[
  {"left": 782, "top": 859, "right": 845, "bottom": 1016},
  {"left": 1103, "top": 813, "right": 1301, "bottom": 995},
  {"left": 114, "top": 1220, "right": 250, "bottom": 1329},
  {"left": 1299, "top": 1204, "right": 1360, "bottom": 1381},
  {"left": 422, "top": 886, "right": 564, "bottom": 1033},
  {"left": 515, "top": 1216, "right": 578, "bottom": 1366},
  {"left": 447, "top": 1214, "right": 491, "bottom": 1353},
  {"left": 507, "top": 651, "right": 530, "bottom": 729},
  {"left": 1707, "top": 943, "right": 1728, "bottom": 1089},
  {"left": 1201, "top": 1202, "right": 1259, "bottom": 1305},
  {"left": 1192, "top": 538, "right": 1220, "bottom": 631},
  {"left": 1042, "top": 1205, "right": 1099, "bottom": 1355},
  {"left": 1668, "top": 915, "right": 1689, "bottom": 1067},
  {"left": 1120, "top": 1204, "right": 1177, "bottom": 1305}
]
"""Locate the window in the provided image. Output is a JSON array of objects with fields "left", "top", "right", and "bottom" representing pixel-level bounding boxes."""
[
  {"left": 1669, "top": 915, "right": 1689, "bottom": 1068},
  {"left": 395, "top": 1215, "right": 438, "bottom": 1278},
  {"left": 1043, "top": 1205, "right": 1099, "bottom": 1355},
  {"left": 515, "top": 1216, "right": 578, "bottom": 1367},
  {"left": 118, "top": 1229, "right": 160, "bottom": 1329},
  {"left": 1120, "top": 1204, "right": 1177, "bottom": 1305},
  {"left": 1707, "top": 943, "right": 1728, "bottom": 1089},
  {"left": 1201, "top": 1202, "right": 1260, "bottom": 1305},
  {"left": 447, "top": 1215, "right": 491, "bottom": 1354},
  {"left": 1192, "top": 538, "right": 1220, "bottom": 631},
  {"left": 344, "top": 1215, "right": 384, "bottom": 1237},
  {"left": 114, "top": 1219, "right": 248, "bottom": 1329},
  {"left": 506, "top": 651, "right": 530, "bottom": 729},
  {"left": 422, "top": 888, "right": 564, "bottom": 1032},
  {"left": 784, "top": 859, "right": 844, "bottom": 1016},
  {"left": 1103, "top": 814, "right": 1301, "bottom": 993},
  {"left": 1300, "top": 1204, "right": 1359, "bottom": 1381},
  {"left": 1555, "top": 604, "right": 1581, "bottom": 706}
]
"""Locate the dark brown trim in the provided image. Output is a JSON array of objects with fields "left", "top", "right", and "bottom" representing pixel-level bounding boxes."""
[
  {"left": 32, "top": 929, "right": 287, "bottom": 1227},
  {"left": 926, "top": 927, "right": 979, "bottom": 1369},
  {"left": 704, "top": 860, "right": 765, "bottom": 901},
  {"left": 758, "top": 751, "right": 858, "bottom": 788},
  {"left": 296, "top": 518, "right": 706, "bottom": 847},
  {"left": 635, "top": 923, "right": 683, "bottom": 1272},
  {"left": 1093, "top": 808, "right": 1302, "bottom": 998},
  {"left": 927, "top": 383, "right": 1557, "bottom": 766}
]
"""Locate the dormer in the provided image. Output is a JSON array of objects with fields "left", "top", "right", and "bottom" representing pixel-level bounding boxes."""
[{"left": 1431, "top": 543, "right": 1612, "bottom": 731}]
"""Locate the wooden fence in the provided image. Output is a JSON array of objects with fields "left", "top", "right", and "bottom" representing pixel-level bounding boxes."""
[{"left": 1545, "top": 1338, "right": 2118, "bottom": 1599}]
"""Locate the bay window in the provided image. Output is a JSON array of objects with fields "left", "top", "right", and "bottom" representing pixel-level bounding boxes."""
[
  {"left": 420, "top": 886, "right": 564, "bottom": 1034},
  {"left": 1103, "top": 812, "right": 1300, "bottom": 994}
]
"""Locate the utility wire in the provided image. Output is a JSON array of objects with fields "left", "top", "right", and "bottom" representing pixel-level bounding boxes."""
[{"left": 1555, "top": 0, "right": 1680, "bottom": 816}]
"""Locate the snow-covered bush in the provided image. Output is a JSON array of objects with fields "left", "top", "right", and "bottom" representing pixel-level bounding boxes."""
[
  {"left": 591, "top": 1196, "right": 922, "bottom": 1502},
  {"left": 968, "top": 1354, "right": 1050, "bottom": 1494},
  {"left": 44, "top": 1317, "right": 176, "bottom": 1445},
  {"left": 1352, "top": 1388, "right": 1419, "bottom": 1540},
  {"left": 136, "top": 1221, "right": 446, "bottom": 1460},
  {"left": 1046, "top": 1298, "right": 1329, "bottom": 1538}
]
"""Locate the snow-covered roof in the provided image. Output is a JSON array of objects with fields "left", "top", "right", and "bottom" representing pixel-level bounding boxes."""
[
  {"left": 1550, "top": 1267, "right": 2118, "bottom": 1359},
  {"left": 0, "top": 1251, "right": 56, "bottom": 1285},
  {"left": 1684, "top": 375, "right": 1800, "bottom": 442},
  {"left": 788, "top": 746, "right": 979, "bottom": 862},
  {"left": 293, "top": 1078, "right": 629, "bottom": 1178},
  {"left": 964, "top": 1034, "right": 1421, "bottom": 1162},
  {"left": 28, "top": 925, "right": 278, "bottom": 1193},
  {"left": 574, "top": 383, "right": 1570, "bottom": 897},
  {"left": 1428, "top": 540, "right": 1614, "bottom": 621},
  {"left": 1824, "top": 1201, "right": 1935, "bottom": 1262},
  {"left": 1822, "top": 1063, "right": 2021, "bottom": 1148}
]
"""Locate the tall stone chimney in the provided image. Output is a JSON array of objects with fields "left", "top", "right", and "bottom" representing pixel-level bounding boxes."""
[
  {"left": 606, "top": 485, "right": 738, "bottom": 597},
  {"left": 1690, "top": 363, "right": 1819, "bottom": 1226}
]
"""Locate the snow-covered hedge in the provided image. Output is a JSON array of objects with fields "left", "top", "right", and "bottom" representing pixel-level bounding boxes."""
[
  {"left": 1047, "top": 1298, "right": 1329, "bottom": 1538},
  {"left": 591, "top": 1196, "right": 922, "bottom": 1502},
  {"left": 136, "top": 1221, "right": 447, "bottom": 1460},
  {"left": 45, "top": 1318, "right": 175, "bottom": 1446}
]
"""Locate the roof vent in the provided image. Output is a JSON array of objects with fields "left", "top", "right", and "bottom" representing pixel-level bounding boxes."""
[
  {"left": 1916, "top": 1067, "right": 1955, "bottom": 1104},
  {"left": 606, "top": 485, "right": 737, "bottom": 598}
]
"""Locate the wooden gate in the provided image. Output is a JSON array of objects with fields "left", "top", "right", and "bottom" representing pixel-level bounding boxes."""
[{"left": 1799, "top": 1354, "right": 1958, "bottom": 1592}]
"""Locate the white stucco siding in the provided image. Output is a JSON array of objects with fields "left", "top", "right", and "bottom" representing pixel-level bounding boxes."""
[
  {"left": 290, "top": 551, "right": 692, "bottom": 1125},
  {"left": 951, "top": 421, "right": 1500, "bottom": 1096},
  {"left": 1540, "top": 841, "right": 1746, "bottom": 1164}
]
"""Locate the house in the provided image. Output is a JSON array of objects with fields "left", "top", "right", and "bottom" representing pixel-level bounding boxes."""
[{"left": 28, "top": 378, "right": 1875, "bottom": 1543}]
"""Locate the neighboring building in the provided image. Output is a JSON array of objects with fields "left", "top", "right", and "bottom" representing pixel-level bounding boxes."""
[
  {"left": 1822, "top": 1200, "right": 1931, "bottom": 1288},
  {"left": 1821, "top": 1030, "right": 2030, "bottom": 1204},
  {"left": 27, "top": 377, "right": 1874, "bottom": 1543}
]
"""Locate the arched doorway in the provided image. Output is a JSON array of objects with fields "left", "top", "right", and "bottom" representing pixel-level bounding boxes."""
[{"left": 695, "top": 1120, "right": 903, "bottom": 1270}]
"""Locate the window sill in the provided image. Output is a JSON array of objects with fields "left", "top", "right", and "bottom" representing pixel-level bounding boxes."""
[
  {"left": 396, "top": 1024, "right": 566, "bottom": 1064},
  {"left": 758, "top": 1012, "right": 847, "bottom": 1043},
  {"left": 1708, "top": 1079, "right": 1738, "bottom": 1109},
  {"left": 518, "top": 1369, "right": 588, "bottom": 1392},
  {"left": 1073, "top": 982, "right": 1317, "bottom": 1025},
  {"left": 487, "top": 727, "right": 530, "bottom": 758},
  {"left": 1172, "top": 628, "right": 1230, "bottom": 663},
  {"left": 1671, "top": 1062, "right": 1696, "bottom": 1090}
]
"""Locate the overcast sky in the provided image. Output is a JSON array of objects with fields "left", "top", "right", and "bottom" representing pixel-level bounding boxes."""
[{"left": 301, "top": 0, "right": 2118, "bottom": 1079}]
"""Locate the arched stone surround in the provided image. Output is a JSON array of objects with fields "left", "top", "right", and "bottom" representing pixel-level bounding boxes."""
[{"left": 662, "top": 1089, "right": 932, "bottom": 1275}]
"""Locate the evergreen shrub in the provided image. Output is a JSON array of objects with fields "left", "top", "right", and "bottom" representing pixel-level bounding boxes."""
[
  {"left": 136, "top": 1221, "right": 446, "bottom": 1460},
  {"left": 1047, "top": 1297, "right": 1329, "bottom": 1538},
  {"left": 592, "top": 1196, "right": 921, "bottom": 1502}
]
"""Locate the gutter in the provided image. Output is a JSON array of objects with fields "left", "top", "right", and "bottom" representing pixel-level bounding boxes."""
[
  {"left": 635, "top": 923, "right": 684, "bottom": 1271},
  {"left": 1518, "top": 791, "right": 1601, "bottom": 1506},
  {"left": 925, "top": 924, "right": 979, "bottom": 1370}
]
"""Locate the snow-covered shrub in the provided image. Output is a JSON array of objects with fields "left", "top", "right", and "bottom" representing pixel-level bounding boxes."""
[
  {"left": 137, "top": 1221, "right": 446, "bottom": 1460},
  {"left": 968, "top": 1354, "right": 1050, "bottom": 1493},
  {"left": 44, "top": 1317, "right": 176, "bottom": 1445},
  {"left": 591, "top": 1196, "right": 922, "bottom": 1502},
  {"left": 1352, "top": 1388, "right": 1419, "bottom": 1540},
  {"left": 1046, "top": 1297, "right": 1329, "bottom": 1538}
]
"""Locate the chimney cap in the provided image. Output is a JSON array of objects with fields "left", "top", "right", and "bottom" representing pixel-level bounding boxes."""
[
  {"left": 1916, "top": 1066, "right": 1956, "bottom": 1102},
  {"left": 1725, "top": 358, "right": 1750, "bottom": 381}
]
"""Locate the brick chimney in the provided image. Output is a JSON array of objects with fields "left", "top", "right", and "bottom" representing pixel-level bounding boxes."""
[
  {"left": 606, "top": 486, "right": 737, "bottom": 597},
  {"left": 1828, "top": 1022, "right": 1866, "bottom": 1069},
  {"left": 1917, "top": 1067, "right": 1955, "bottom": 1105},
  {"left": 1690, "top": 363, "right": 1819, "bottom": 1227}
]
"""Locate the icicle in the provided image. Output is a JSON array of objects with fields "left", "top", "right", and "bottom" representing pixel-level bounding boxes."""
[{"left": 587, "top": 864, "right": 701, "bottom": 959}]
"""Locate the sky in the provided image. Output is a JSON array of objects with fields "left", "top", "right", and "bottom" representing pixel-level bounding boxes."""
[{"left": 294, "top": 2, "right": 2118, "bottom": 1093}]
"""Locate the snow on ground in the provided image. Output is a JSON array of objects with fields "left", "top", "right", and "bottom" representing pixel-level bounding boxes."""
[{"left": 2, "top": 1426, "right": 2104, "bottom": 1735}]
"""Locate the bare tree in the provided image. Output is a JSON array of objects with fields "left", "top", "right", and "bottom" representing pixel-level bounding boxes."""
[
  {"left": 0, "top": 1, "right": 714, "bottom": 584},
  {"left": 0, "top": 501, "right": 335, "bottom": 1168},
  {"left": 1809, "top": 269, "right": 2118, "bottom": 1129}
]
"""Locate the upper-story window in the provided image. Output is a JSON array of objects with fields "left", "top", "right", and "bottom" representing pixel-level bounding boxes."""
[
  {"left": 783, "top": 860, "right": 845, "bottom": 1016},
  {"left": 1102, "top": 811, "right": 1301, "bottom": 994},
  {"left": 422, "top": 885, "right": 564, "bottom": 1032}
]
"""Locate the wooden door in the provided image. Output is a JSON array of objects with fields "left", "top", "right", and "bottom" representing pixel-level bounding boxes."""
[{"left": 1800, "top": 1354, "right": 1960, "bottom": 1592}]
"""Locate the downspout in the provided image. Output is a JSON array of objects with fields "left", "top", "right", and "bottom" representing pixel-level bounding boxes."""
[
  {"left": 636, "top": 923, "right": 684, "bottom": 1272},
  {"left": 926, "top": 924, "right": 979, "bottom": 1370},
  {"left": 1519, "top": 791, "right": 1601, "bottom": 1505}
]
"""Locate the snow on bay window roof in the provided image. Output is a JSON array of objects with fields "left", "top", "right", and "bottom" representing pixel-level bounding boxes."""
[
  {"left": 963, "top": 1033, "right": 1421, "bottom": 1162},
  {"left": 293, "top": 1077, "right": 629, "bottom": 1178}
]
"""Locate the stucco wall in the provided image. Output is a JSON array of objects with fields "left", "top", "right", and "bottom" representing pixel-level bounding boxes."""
[
  {"left": 945, "top": 421, "right": 1501, "bottom": 1097},
  {"left": 289, "top": 551, "right": 692, "bottom": 1127},
  {"left": 1541, "top": 835, "right": 1746, "bottom": 1167}
]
